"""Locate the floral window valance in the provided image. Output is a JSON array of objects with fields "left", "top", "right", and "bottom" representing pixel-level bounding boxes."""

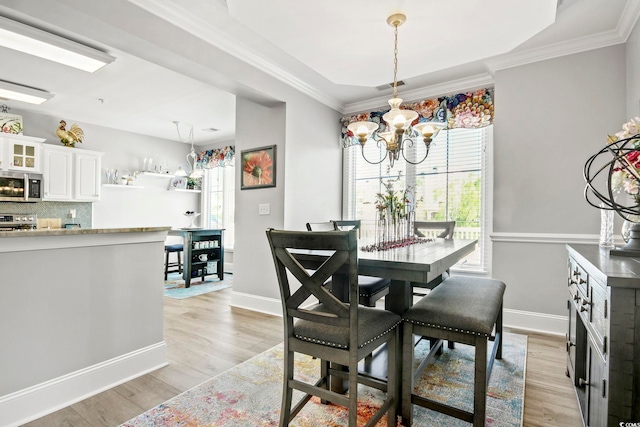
[
  {"left": 196, "top": 146, "right": 235, "bottom": 169},
  {"left": 341, "top": 87, "right": 494, "bottom": 146}
]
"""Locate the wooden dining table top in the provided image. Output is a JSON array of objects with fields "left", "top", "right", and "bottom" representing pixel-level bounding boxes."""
[
  {"left": 356, "top": 238, "right": 478, "bottom": 283},
  {"left": 293, "top": 238, "right": 478, "bottom": 314}
]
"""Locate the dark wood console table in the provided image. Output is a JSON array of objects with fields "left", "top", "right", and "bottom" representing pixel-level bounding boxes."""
[
  {"left": 566, "top": 244, "right": 640, "bottom": 426},
  {"left": 168, "top": 228, "right": 224, "bottom": 288}
]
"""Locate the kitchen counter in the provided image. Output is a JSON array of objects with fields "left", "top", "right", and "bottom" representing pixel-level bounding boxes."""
[
  {"left": 0, "top": 226, "right": 168, "bottom": 238},
  {"left": 0, "top": 226, "right": 169, "bottom": 425},
  {"left": 0, "top": 226, "right": 170, "bottom": 253}
]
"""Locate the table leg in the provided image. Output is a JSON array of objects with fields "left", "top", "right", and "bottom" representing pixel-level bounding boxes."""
[{"left": 386, "top": 279, "right": 412, "bottom": 315}]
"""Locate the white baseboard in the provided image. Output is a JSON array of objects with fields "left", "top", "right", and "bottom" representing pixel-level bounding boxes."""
[
  {"left": 0, "top": 341, "right": 168, "bottom": 427},
  {"left": 504, "top": 308, "right": 567, "bottom": 336},
  {"left": 230, "top": 291, "right": 282, "bottom": 317},
  {"left": 230, "top": 291, "right": 568, "bottom": 336}
]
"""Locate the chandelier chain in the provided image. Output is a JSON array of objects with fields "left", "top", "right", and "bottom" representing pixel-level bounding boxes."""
[{"left": 392, "top": 22, "right": 399, "bottom": 99}]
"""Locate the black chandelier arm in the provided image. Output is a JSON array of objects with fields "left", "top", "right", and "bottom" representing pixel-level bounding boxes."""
[
  {"left": 402, "top": 141, "right": 430, "bottom": 165},
  {"left": 583, "top": 133, "right": 640, "bottom": 221},
  {"left": 358, "top": 139, "right": 388, "bottom": 165}
]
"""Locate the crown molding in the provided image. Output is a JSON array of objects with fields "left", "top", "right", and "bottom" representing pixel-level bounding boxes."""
[
  {"left": 128, "top": 0, "right": 343, "bottom": 111},
  {"left": 130, "top": 0, "right": 640, "bottom": 115},
  {"left": 618, "top": 0, "right": 640, "bottom": 41},
  {"left": 485, "top": 29, "right": 626, "bottom": 74},
  {"left": 485, "top": 0, "right": 640, "bottom": 75},
  {"left": 342, "top": 73, "right": 495, "bottom": 115}
]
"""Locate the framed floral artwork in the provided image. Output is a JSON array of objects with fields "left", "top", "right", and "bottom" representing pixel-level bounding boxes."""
[{"left": 241, "top": 145, "right": 276, "bottom": 190}]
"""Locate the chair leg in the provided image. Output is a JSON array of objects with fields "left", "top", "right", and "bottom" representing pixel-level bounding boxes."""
[
  {"left": 496, "top": 303, "right": 503, "bottom": 360},
  {"left": 321, "top": 359, "right": 329, "bottom": 404},
  {"left": 349, "top": 356, "right": 358, "bottom": 427},
  {"left": 401, "top": 324, "right": 414, "bottom": 426},
  {"left": 280, "top": 349, "right": 294, "bottom": 427},
  {"left": 177, "top": 251, "right": 183, "bottom": 274},
  {"left": 473, "top": 337, "right": 488, "bottom": 427},
  {"left": 164, "top": 250, "right": 169, "bottom": 280},
  {"left": 387, "top": 328, "right": 399, "bottom": 427}
]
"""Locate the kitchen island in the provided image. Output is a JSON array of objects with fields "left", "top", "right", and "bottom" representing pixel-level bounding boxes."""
[
  {"left": 0, "top": 226, "right": 170, "bottom": 426},
  {"left": 168, "top": 228, "right": 224, "bottom": 287}
]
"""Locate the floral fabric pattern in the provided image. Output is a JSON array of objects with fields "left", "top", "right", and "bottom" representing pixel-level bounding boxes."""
[
  {"left": 196, "top": 145, "right": 235, "bottom": 169},
  {"left": 341, "top": 88, "right": 494, "bottom": 147}
]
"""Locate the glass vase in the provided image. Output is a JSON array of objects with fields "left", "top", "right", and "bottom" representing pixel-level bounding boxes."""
[
  {"left": 623, "top": 219, "right": 635, "bottom": 243},
  {"left": 599, "top": 205, "right": 614, "bottom": 248}
]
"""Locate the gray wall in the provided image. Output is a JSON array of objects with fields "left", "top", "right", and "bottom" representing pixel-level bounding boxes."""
[
  {"left": 626, "top": 13, "right": 640, "bottom": 118},
  {"left": 492, "top": 44, "right": 627, "bottom": 332},
  {"left": 233, "top": 98, "right": 286, "bottom": 302},
  {"left": 231, "top": 94, "right": 342, "bottom": 311}
]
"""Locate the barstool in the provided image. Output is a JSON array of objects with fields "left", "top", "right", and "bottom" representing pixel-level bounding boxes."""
[{"left": 164, "top": 244, "right": 183, "bottom": 280}]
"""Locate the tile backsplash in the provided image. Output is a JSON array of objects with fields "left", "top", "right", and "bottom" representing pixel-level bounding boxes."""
[{"left": 0, "top": 201, "right": 92, "bottom": 228}]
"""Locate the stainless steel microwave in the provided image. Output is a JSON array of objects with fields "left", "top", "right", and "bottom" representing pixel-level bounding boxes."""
[{"left": 0, "top": 171, "right": 43, "bottom": 202}]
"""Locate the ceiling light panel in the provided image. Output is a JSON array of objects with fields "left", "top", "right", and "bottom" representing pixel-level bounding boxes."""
[
  {"left": 0, "top": 15, "right": 115, "bottom": 72},
  {"left": 0, "top": 80, "right": 54, "bottom": 105}
]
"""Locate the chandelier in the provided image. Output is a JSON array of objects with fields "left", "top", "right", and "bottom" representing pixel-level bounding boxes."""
[
  {"left": 347, "top": 13, "right": 446, "bottom": 168},
  {"left": 173, "top": 121, "right": 204, "bottom": 178}
]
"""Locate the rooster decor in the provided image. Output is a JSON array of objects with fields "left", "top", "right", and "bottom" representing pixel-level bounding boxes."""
[{"left": 56, "top": 120, "right": 84, "bottom": 147}]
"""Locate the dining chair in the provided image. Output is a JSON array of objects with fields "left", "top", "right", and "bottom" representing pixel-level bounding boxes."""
[
  {"left": 412, "top": 221, "right": 456, "bottom": 295},
  {"left": 306, "top": 221, "right": 391, "bottom": 307},
  {"left": 332, "top": 219, "right": 362, "bottom": 238},
  {"left": 413, "top": 220, "right": 456, "bottom": 240},
  {"left": 266, "top": 228, "right": 400, "bottom": 427}
]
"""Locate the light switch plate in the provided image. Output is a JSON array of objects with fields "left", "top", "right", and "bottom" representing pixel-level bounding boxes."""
[{"left": 258, "top": 203, "right": 270, "bottom": 215}]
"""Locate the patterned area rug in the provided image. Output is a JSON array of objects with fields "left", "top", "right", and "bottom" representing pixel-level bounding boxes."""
[
  {"left": 163, "top": 273, "right": 232, "bottom": 299},
  {"left": 121, "top": 332, "right": 526, "bottom": 426}
]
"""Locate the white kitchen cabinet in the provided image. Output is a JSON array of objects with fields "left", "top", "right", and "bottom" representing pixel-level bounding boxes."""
[
  {"left": 43, "top": 145, "right": 73, "bottom": 200},
  {"left": 0, "top": 134, "right": 45, "bottom": 172},
  {"left": 42, "top": 145, "right": 103, "bottom": 201},
  {"left": 74, "top": 150, "right": 102, "bottom": 201}
]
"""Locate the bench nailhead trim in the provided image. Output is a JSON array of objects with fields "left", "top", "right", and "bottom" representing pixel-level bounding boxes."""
[
  {"left": 406, "top": 319, "right": 491, "bottom": 337},
  {"left": 295, "top": 320, "right": 401, "bottom": 349}
]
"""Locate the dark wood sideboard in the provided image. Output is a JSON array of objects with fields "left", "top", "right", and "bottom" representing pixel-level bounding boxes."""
[{"left": 566, "top": 244, "right": 640, "bottom": 426}]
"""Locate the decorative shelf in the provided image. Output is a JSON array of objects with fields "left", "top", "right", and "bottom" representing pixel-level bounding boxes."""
[
  {"left": 102, "top": 184, "right": 144, "bottom": 189},
  {"left": 174, "top": 188, "right": 201, "bottom": 193},
  {"left": 142, "top": 172, "right": 175, "bottom": 178}
]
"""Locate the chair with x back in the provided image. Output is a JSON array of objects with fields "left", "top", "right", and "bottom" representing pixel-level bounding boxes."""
[
  {"left": 411, "top": 221, "right": 457, "bottom": 294},
  {"left": 332, "top": 219, "right": 362, "bottom": 238},
  {"left": 306, "top": 221, "right": 391, "bottom": 307},
  {"left": 414, "top": 221, "right": 456, "bottom": 240},
  {"left": 266, "top": 228, "right": 400, "bottom": 427}
]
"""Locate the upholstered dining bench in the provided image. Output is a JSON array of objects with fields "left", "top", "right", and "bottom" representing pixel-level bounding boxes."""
[{"left": 401, "top": 276, "right": 505, "bottom": 426}]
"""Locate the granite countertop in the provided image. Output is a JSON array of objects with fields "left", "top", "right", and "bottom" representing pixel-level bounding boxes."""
[{"left": 0, "top": 226, "right": 170, "bottom": 238}]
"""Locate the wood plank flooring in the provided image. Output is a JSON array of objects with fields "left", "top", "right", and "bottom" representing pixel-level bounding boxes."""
[{"left": 23, "top": 289, "right": 583, "bottom": 426}]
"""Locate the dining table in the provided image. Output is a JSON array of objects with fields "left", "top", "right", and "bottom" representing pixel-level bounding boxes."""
[{"left": 294, "top": 238, "right": 478, "bottom": 315}]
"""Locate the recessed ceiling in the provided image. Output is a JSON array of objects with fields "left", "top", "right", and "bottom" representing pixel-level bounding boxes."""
[
  {"left": 226, "top": 0, "right": 558, "bottom": 87},
  {"left": 0, "top": 0, "right": 635, "bottom": 144}
]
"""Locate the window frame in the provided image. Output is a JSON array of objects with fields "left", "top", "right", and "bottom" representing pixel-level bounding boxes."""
[{"left": 342, "top": 125, "right": 493, "bottom": 275}]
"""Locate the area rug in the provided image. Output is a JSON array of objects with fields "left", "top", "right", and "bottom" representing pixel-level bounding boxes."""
[
  {"left": 121, "top": 332, "right": 526, "bottom": 426},
  {"left": 163, "top": 273, "right": 232, "bottom": 299}
]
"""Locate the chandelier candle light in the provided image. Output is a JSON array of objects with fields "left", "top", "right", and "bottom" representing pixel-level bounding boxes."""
[{"left": 347, "top": 13, "right": 447, "bottom": 167}]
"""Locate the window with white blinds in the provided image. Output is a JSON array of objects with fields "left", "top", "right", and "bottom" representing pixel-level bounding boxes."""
[
  {"left": 344, "top": 125, "right": 493, "bottom": 272},
  {"left": 201, "top": 165, "right": 235, "bottom": 249}
]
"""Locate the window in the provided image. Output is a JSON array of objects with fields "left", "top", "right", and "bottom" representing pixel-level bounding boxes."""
[
  {"left": 201, "top": 165, "right": 235, "bottom": 249},
  {"left": 344, "top": 125, "right": 493, "bottom": 272}
]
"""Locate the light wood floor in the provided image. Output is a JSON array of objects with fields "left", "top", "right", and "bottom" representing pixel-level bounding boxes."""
[{"left": 24, "top": 288, "right": 583, "bottom": 426}]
